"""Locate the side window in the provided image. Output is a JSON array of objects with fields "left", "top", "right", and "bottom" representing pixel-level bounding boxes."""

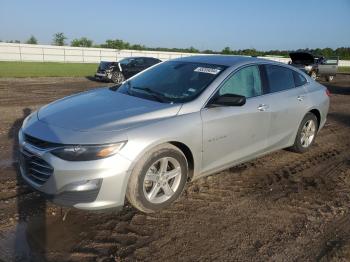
[
  {"left": 265, "top": 65, "right": 295, "bottom": 93},
  {"left": 293, "top": 71, "right": 307, "bottom": 87},
  {"left": 219, "top": 65, "right": 262, "bottom": 98}
]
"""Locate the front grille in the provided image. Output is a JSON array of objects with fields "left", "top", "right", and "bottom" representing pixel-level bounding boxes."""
[
  {"left": 20, "top": 148, "right": 53, "bottom": 185},
  {"left": 24, "top": 133, "right": 62, "bottom": 149}
]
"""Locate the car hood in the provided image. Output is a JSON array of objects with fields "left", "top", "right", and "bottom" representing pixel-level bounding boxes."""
[
  {"left": 37, "top": 88, "right": 181, "bottom": 132},
  {"left": 289, "top": 52, "right": 315, "bottom": 65}
]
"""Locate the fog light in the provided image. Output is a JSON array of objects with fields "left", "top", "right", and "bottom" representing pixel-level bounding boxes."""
[{"left": 63, "top": 179, "right": 102, "bottom": 192}]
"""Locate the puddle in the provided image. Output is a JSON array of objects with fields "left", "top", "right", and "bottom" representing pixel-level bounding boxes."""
[{"left": 0, "top": 212, "right": 88, "bottom": 261}]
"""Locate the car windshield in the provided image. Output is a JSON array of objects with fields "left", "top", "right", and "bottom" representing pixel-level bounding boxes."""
[
  {"left": 119, "top": 58, "right": 132, "bottom": 65},
  {"left": 99, "top": 62, "right": 113, "bottom": 70},
  {"left": 118, "top": 61, "right": 226, "bottom": 103}
]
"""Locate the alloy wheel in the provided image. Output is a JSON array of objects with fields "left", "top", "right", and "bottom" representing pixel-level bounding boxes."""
[
  {"left": 300, "top": 120, "right": 316, "bottom": 148},
  {"left": 143, "top": 157, "right": 182, "bottom": 204},
  {"left": 311, "top": 71, "right": 317, "bottom": 80}
]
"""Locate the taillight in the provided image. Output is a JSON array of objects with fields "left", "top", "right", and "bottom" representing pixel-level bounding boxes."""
[{"left": 325, "top": 89, "right": 331, "bottom": 97}]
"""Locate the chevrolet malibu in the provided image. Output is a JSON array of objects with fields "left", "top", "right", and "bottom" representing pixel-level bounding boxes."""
[{"left": 19, "top": 56, "right": 329, "bottom": 213}]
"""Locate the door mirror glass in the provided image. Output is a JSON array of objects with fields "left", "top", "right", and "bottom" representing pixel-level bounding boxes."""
[{"left": 209, "top": 94, "right": 246, "bottom": 107}]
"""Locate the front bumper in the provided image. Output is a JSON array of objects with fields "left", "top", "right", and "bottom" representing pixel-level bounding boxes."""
[
  {"left": 95, "top": 72, "right": 112, "bottom": 81},
  {"left": 18, "top": 130, "right": 132, "bottom": 211}
]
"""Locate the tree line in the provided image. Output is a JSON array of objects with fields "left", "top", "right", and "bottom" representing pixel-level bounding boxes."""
[{"left": 1, "top": 33, "right": 350, "bottom": 60}]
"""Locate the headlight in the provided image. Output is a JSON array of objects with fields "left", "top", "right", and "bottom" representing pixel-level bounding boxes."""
[{"left": 51, "top": 142, "right": 126, "bottom": 161}]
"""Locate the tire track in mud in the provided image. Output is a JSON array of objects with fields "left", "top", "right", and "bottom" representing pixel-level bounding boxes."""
[
  {"left": 1, "top": 77, "right": 349, "bottom": 261},
  {"left": 184, "top": 147, "right": 343, "bottom": 203},
  {"left": 64, "top": 135, "right": 350, "bottom": 261},
  {"left": 66, "top": 208, "right": 158, "bottom": 261},
  {"left": 0, "top": 125, "right": 348, "bottom": 261},
  {"left": 292, "top": 211, "right": 350, "bottom": 262}
]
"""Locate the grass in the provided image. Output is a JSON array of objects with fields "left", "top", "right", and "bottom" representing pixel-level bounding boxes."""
[
  {"left": 0, "top": 61, "right": 98, "bottom": 77},
  {"left": 338, "top": 66, "right": 350, "bottom": 73},
  {"left": 0, "top": 61, "right": 349, "bottom": 78}
]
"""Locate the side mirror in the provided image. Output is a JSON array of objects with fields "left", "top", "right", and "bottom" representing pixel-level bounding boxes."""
[{"left": 208, "top": 94, "right": 246, "bottom": 107}]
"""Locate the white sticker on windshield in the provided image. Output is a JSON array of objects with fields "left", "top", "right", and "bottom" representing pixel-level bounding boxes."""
[{"left": 194, "top": 67, "right": 221, "bottom": 75}]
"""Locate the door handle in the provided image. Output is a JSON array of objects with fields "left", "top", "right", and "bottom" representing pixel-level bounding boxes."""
[
  {"left": 257, "top": 104, "right": 269, "bottom": 112},
  {"left": 297, "top": 95, "right": 305, "bottom": 101}
]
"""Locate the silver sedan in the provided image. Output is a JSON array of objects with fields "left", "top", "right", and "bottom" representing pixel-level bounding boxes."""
[{"left": 19, "top": 55, "right": 330, "bottom": 213}]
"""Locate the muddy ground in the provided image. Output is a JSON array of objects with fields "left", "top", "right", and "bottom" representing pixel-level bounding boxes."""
[{"left": 0, "top": 75, "right": 349, "bottom": 262}]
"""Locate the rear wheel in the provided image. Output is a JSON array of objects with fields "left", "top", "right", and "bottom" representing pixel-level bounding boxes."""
[
  {"left": 290, "top": 113, "right": 318, "bottom": 153},
  {"left": 126, "top": 144, "right": 188, "bottom": 213},
  {"left": 111, "top": 71, "right": 125, "bottom": 84}
]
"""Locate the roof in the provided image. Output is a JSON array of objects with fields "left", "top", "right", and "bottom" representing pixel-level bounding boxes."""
[{"left": 172, "top": 55, "right": 269, "bottom": 67}]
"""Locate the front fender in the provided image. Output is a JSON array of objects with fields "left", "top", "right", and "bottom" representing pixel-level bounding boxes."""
[{"left": 118, "top": 112, "right": 203, "bottom": 179}]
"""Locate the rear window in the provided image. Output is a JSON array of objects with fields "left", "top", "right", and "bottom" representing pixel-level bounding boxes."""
[
  {"left": 265, "top": 65, "right": 295, "bottom": 93},
  {"left": 293, "top": 71, "right": 307, "bottom": 87}
]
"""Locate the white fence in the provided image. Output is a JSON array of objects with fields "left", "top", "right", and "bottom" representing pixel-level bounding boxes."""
[
  {"left": 0, "top": 43, "right": 197, "bottom": 63},
  {"left": 1, "top": 42, "right": 350, "bottom": 67}
]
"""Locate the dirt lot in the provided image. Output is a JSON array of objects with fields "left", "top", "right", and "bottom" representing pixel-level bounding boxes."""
[{"left": 0, "top": 75, "right": 349, "bottom": 262}]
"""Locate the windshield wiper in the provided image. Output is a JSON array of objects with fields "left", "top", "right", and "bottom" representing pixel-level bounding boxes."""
[{"left": 131, "top": 86, "right": 168, "bottom": 103}]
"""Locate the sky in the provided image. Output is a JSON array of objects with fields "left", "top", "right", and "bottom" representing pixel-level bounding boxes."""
[{"left": 0, "top": 0, "right": 349, "bottom": 51}]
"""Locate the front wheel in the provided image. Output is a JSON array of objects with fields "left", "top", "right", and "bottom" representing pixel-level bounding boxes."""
[
  {"left": 126, "top": 144, "right": 188, "bottom": 213},
  {"left": 326, "top": 75, "right": 334, "bottom": 82},
  {"left": 290, "top": 113, "right": 318, "bottom": 153},
  {"left": 310, "top": 71, "right": 317, "bottom": 80},
  {"left": 111, "top": 71, "right": 125, "bottom": 84}
]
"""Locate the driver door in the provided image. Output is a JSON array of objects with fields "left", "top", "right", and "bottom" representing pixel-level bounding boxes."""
[{"left": 200, "top": 65, "right": 271, "bottom": 174}]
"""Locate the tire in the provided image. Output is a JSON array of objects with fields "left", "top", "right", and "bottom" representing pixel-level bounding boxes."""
[
  {"left": 326, "top": 75, "right": 334, "bottom": 82},
  {"left": 310, "top": 71, "right": 317, "bottom": 80},
  {"left": 290, "top": 113, "right": 319, "bottom": 153},
  {"left": 111, "top": 71, "right": 125, "bottom": 84},
  {"left": 126, "top": 143, "right": 188, "bottom": 213}
]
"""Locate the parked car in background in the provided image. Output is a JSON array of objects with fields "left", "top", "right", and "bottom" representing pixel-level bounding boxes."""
[
  {"left": 95, "top": 57, "right": 162, "bottom": 84},
  {"left": 19, "top": 55, "right": 329, "bottom": 213},
  {"left": 289, "top": 52, "right": 338, "bottom": 81}
]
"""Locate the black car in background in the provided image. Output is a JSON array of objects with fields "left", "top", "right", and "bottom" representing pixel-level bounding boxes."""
[{"left": 95, "top": 57, "right": 162, "bottom": 84}]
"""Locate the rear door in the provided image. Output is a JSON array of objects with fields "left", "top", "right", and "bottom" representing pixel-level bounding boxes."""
[
  {"left": 201, "top": 65, "right": 271, "bottom": 173},
  {"left": 261, "top": 65, "right": 309, "bottom": 150}
]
